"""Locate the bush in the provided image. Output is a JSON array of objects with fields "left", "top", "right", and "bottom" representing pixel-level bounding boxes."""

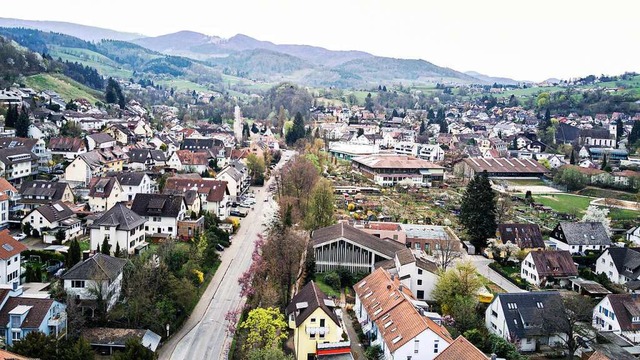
[{"left": 323, "top": 272, "right": 341, "bottom": 291}]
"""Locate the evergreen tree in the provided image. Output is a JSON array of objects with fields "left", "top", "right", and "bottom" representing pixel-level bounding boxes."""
[
  {"left": 427, "top": 108, "right": 435, "bottom": 122},
  {"left": 419, "top": 120, "right": 426, "bottom": 134},
  {"left": 364, "top": 93, "right": 374, "bottom": 112},
  {"left": 459, "top": 171, "right": 497, "bottom": 251},
  {"left": 616, "top": 119, "right": 623, "bottom": 148},
  {"left": 105, "top": 77, "right": 125, "bottom": 109},
  {"left": 601, "top": 154, "right": 608, "bottom": 170},
  {"left": 570, "top": 150, "right": 576, "bottom": 165},
  {"left": 5, "top": 105, "right": 17, "bottom": 128},
  {"left": 113, "top": 338, "right": 156, "bottom": 360},
  {"left": 629, "top": 120, "right": 640, "bottom": 148},
  {"left": 66, "top": 239, "right": 81, "bottom": 268},
  {"left": 286, "top": 112, "right": 305, "bottom": 145},
  {"left": 115, "top": 242, "right": 121, "bottom": 257},
  {"left": 101, "top": 237, "right": 110, "bottom": 255},
  {"left": 15, "top": 107, "right": 30, "bottom": 137}
]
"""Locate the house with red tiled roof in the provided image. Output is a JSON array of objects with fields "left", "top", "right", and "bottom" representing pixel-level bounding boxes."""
[
  {"left": 48, "top": 137, "right": 87, "bottom": 160},
  {"left": 593, "top": 294, "right": 640, "bottom": 345},
  {"left": 434, "top": 336, "right": 488, "bottom": 360},
  {"left": 354, "top": 267, "right": 453, "bottom": 360},
  {"left": 0, "top": 230, "right": 27, "bottom": 286},
  {"left": 163, "top": 177, "right": 230, "bottom": 219},
  {"left": 166, "top": 150, "right": 210, "bottom": 173}
]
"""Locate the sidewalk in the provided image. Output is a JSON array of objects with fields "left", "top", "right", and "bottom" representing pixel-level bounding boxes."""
[
  {"left": 341, "top": 306, "right": 365, "bottom": 360},
  {"left": 467, "top": 255, "right": 526, "bottom": 293}
]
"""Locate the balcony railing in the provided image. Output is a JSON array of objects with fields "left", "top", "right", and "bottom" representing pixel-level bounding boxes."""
[{"left": 305, "top": 326, "right": 330, "bottom": 336}]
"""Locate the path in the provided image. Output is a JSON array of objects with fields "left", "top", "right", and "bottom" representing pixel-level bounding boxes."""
[{"left": 467, "top": 255, "right": 526, "bottom": 293}]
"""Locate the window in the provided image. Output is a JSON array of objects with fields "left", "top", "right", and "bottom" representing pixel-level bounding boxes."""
[
  {"left": 526, "top": 338, "right": 532, "bottom": 344},
  {"left": 71, "top": 280, "right": 85, "bottom": 288},
  {"left": 12, "top": 331, "right": 21, "bottom": 340},
  {"left": 320, "top": 319, "right": 325, "bottom": 327},
  {"left": 417, "top": 290, "right": 424, "bottom": 299},
  {"left": 417, "top": 280, "right": 422, "bottom": 286},
  {"left": 310, "top": 318, "right": 316, "bottom": 323},
  {"left": 10, "top": 315, "right": 20, "bottom": 328},
  {"left": 414, "top": 339, "right": 419, "bottom": 353},
  {"left": 168, "top": 227, "right": 173, "bottom": 233},
  {"left": 417, "top": 269, "right": 423, "bottom": 275},
  {"left": 434, "top": 340, "right": 439, "bottom": 353}
]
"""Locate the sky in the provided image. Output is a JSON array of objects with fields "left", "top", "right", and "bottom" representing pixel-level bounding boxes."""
[{"left": 3, "top": 0, "right": 640, "bottom": 81}]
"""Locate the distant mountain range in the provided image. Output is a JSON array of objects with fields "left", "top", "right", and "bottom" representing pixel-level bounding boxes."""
[
  {"left": 0, "top": 17, "right": 524, "bottom": 88},
  {"left": 464, "top": 71, "right": 523, "bottom": 86},
  {"left": 0, "top": 17, "right": 142, "bottom": 42}
]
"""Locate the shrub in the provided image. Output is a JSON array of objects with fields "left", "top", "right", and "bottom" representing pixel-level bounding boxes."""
[{"left": 323, "top": 272, "right": 341, "bottom": 291}]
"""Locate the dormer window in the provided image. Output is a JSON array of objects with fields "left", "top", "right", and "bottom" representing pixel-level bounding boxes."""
[{"left": 633, "top": 316, "right": 640, "bottom": 323}]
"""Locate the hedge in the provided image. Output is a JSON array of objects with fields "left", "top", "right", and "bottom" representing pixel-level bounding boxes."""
[{"left": 488, "top": 262, "right": 528, "bottom": 290}]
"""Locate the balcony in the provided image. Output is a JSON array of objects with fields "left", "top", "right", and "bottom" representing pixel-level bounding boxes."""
[
  {"left": 48, "top": 312, "right": 67, "bottom": 339},
  {"left": 305, "top": 326, "right": 330, "bottom": 336}
]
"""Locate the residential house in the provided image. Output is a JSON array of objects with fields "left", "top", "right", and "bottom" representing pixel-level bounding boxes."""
[
  {"left": 89, "top": 203, "right": 147, "bottom": 256},
  {"left": 593, "top": 294, "right": 640, "bottom": 344},
  {"left": 520, "top": 250, "right": 578, "bottom": 287},
  {"left": 433, "top": 336, "right": 489, "bottom": 360},
  {"left": 0, "top": 296, "right": 66, "bottom": 346},
  {"left": 65, "top": 148, "right": 128, "bottom": 187},
  {"left": 0, "top": 178, "right": 19, "bottom": 226},
  {"left": 549, "top": 222, "right": 611, "bottom": 254},
  {"left": 105, "top": 124, "right": 136, "bottom": 145},
  {"left": 48, "top": 137, "right": 87, "bottom": 160},
  {"left": 87, "top": 177, "right": 123, "bottom": 213},
  {"left": 215, "top": 165, "right": 247, "bottom": 200},
  {"left": 177, "top": 216, "right": 204, "bottom": 240},
  {"left": 18, "top": 180, "right": 74, "bottom": 212},
  {"left": 22, "top": 201, "right": 82, "bottom": 243},
  {"left": 127, "top": 149, "right": 167, "bottom": 171},
  {"left": 82, "top": 327, "right": 161, "bottom": 356},
  {"left": 312, "top": 222, "right": 405, "bottom": 273},
  {"left": 354, "top": 268, "right": 453, "bottom": 360},
  {"left": 0, "top": 138, "right": 50, "bottom": 174},
  {"left": 612, "top": 170, "right": 640, "bottom": 190},
  {"left": 0, "top": 230, "right": 27, "bottom": 286},
  {"left": 109, "top": 172, "right": 153, "bottom": 202},
  {"left": 399, "top": 224, "right": 462, "bottom": 255},
  {"left": 595, "top": 247, "right": 640, "bottom": 292},
  {"left": 131, "top": 194, "right": 187, "bottom": 237},
  {"left": 163, "top": 178, "right": 230, "bottom": 219},
  {"left": 62, "top": 253, "right": 128, "bottom": 312},
  {"left": 180, "top": 138, "right": 223, "bottom": 151},
  {"left": 390, "top": 248, "right": 440, "bottom": 301},
  {"left": 285, "top": 281, "right": 347, "bottom": 360},
  {"left": 351, "top": 154, "right": 445, "bottom": 187},
  {"left": 149, "top": 135, "right": 179, "bottom": 155},
  {"left": 454, "top": 157, "right": 548, "bottom": 179},
  {"left": 0, "top": 147, "right": 38, "bottom": 185},
  {"left": 418, "top": 144, "right": 445, "bottom": 162},
  {"left": 485, "top": 291, "right": 567, "bottom": 352},
  {"left": 86, "top": 133, "right": 116, "bottom": 151},
  {"left": 496, "top": 224, "right": 545, "bottom": 250},
  {"left": 558, "top": 165, "right": 612, "bottom": 186}
]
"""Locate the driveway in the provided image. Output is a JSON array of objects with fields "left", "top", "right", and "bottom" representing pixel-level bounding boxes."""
[{"left": 467, "top": 255, "right": 526, "bottom": 293}]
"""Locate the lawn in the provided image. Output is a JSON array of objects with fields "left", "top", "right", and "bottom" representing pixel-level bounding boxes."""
[
  {"left": 531, "top": 194, "right": 593, "bottom": 215},
  {"left": 609, "top": 208, "right": 640, "bottom": 221},
  {"left": 24, "top": 74, "right": 103, "bottom": 104},
  {"left": 314, "top": 277, "right": 340, "bottom": 298},
  {"left": 504, "top": 178, "right": 547, "bottom": 186}
]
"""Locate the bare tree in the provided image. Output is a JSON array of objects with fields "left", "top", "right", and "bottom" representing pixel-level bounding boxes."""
[
  {"left": 433, "top": 236, "right": 463, "bottom": 270},
  {"left": 542, "top": 293, "right": 595, "bottom": 360},
  {"left": 495, "top": 194, "right": 513, "bottom": 225}
]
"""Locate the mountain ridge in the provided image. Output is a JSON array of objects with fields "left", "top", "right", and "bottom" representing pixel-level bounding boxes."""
[{"left": 0, "top": 17, "right": 143, "bottom": 42}]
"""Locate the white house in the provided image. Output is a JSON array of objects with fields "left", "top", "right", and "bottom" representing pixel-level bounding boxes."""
[
  {"left": 593, "top": 294, "right": 640, "bottom": 344},
  {"left": 22, "top": 201, "right": 82, "bottom": 243},
  {"left": 131, "top": 194, "right": 187, "bottom": 237},
  {"left": 89, "top": 203, "right": 147, "bottom": 256},
  {"left": 595, "top": 247, "right": 640, "bottom": 291},
  {"left": 48, "top": 137, "right": 87, "bottom": 160},
  {"left": 354, "top": 267, "right": 453, "bottom": 360},
  {"left": 111, "top": 172, "right": 154, "bottom": 202},
  {"left": 86, "top": 133, "right": 116, "bottom": 151},
  {"left": 0, "top": 147, "right": 38, "bottom": 185},
  {"left": 163, "top": 178, "right": 230, "bottom": 220},
  {"left": 215, "top": 165, "right": 247, "bottom": 200},
  {"left": 418, "top": 145, "right": 445, "bottom": 162},
  {"left": 62, "top": 253, "right": 128, "bottom": 312},
  {"left": 0, "top": 230, "right": 27, "bottom": 286},
  {"left": 392, "top": 248, "right": 440, "bottom": 301},
  {"left": 485, "top": 291, "right": 568, "bottom": 352},
  {"left": 520, "top": 250, "right": 578, "bottom": 287},
  {"left": 627, "top": 226, "right": 640, "bottom": 247},
  {"left": 549, "top": 222, "right": 611, "bottom": 254}
]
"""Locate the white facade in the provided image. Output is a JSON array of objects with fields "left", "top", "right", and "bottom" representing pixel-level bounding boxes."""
[
  {"left": 201, "top": 192, "right": 230, "bottom": 220},
  {"left": 548, "top": 238, "right": 608, "bottom": 253},
  {"left": 418, "top": 145, "right": 445, "bottom": 162},
  {"left": 88, "top": 181, "right": 123, "bottom": 213},
  {"left": 90, "top": 223, "right": 146, "bottom": 255},
  {"left": 142, "top": 204, "right": 187, "bottom": 237},
  {"left": 120, "top": 175, "right": 154, "bottom": 202},
  {"left": 0, "top": 254, "right": 21, "bottom": 286},
  {"left": 65, "top": 157, "right": 93, "bottom": 186},
  {"left": 166, "top": 152, "right": 182, "bottom": 171},
  {"left": 64, "top": 273, "right": 123, "bottom": 311},
  {"left": 395, "top": 258, "right": 438, "bottom": 301},
  {"left": 521, "top": 254, "right": 541, "bottom": 286},
  {"left": 593, "top": 296, "right": 640, "bottom": 344},
  {"left": 628, "top": 227, "right": 640, "bottom": 247},
  {"left": 595, "top": 249, "right": 624, "bottom": 284},
  {"left": 0, "top": 197, "right": 8, "bottom": 229}
]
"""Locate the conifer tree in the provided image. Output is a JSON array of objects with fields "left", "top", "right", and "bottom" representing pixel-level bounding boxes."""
[
  {"left": 101, "top": 237, "right": 110, "bottom": 255},
  {"left": 459, "top": 171, "right": 497, "bottom": 251}
]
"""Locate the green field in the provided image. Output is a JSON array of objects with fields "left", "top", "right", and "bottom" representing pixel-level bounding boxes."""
[
  {"left": 49, "top": 45, "right": 135, "bottom": 80},
  {"left": 314, "top": 277, "right": 340, "bottom": 298},
  {"left": 532, "top": 193, "right": 640, "bottom": 220},
  {"left": 504, "top": 179, "right": 547, "bottom": 186},
  {"left": 24, "top": 73, "right": 103, "bottom": 104}
]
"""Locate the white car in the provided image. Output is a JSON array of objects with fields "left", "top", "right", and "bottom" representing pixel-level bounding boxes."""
[{"left": 13, "top": 233, "right": 27, "bottom": 241}]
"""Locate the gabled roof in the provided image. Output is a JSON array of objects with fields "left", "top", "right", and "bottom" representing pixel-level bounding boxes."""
[
  {"left": 128, "top": 149, "right": 167, "bottom": 163},
  {"left": 89, "top": 203, "right": 145, "bottom": 231},
  {"left": 354, "top": 268, "right": 452, "bottom": 353},
  {"left": 556, "top": 222, "right": 611, "bottom": 246},
  {"left": 62, "top": 253, "right": 127, "bottom": 281},
  {"left": 603, "top": 247, "right": 640, "bottom": 282},
  {"left": 175, "top": 150, "right": 209, "bottom": 166},
  {"left": 494, "top": 291, "right": 564, "bottom": 339},
  {"left": 109, "top": 172, "right": 147, "bottom": 186},
  {"left": 462, "top": 157, "right": 548, "bottom": 174},
  {"left": 217, "top": 165, "right": 242, "bottom": 182},
  {"left": 19, "top": 180, "right": 70, "bottom": 202},
  {"left": 0, "top": 297, "right": 54, "bottom": 329},
  {"left": 434, "top": 336, "right": 488, "bottom": 360},
  {"left": 312, "top": 223, "right": 405, "bottom": 258},
  {"left": 285, "top": 281, "right": 340, "bottom": 328},
  {"left": 529, "top": 250, "right": 578, "bottom": 278},
  {"left": 605, "top": 294, "right": 640, "bottom": 331},
  {"left": 88, "top": 177, "right": 119, "bottom": 199},
  {"left": 31, "top": 201, "right": 75, "bottom": 223},
  {"left": 48, "top": 137, "right": 85, "bottom": 152},
  {"left": 497, "top": 223, "right": 544, "bottom": 248},
  {"left": 0, "top": 137, "right": 37, "bottom": 150},
  {"left": 180, "top": 138, "right": 223, "bottom": 150},
  {"left": 163, "top": 178, "right": 228, "bottom": 202},
  {"left": 0, "top": 230, "right": 27, "bottom": 260},
  {"left": 0, "top": 178, "right": 17, "bottom": 194},
  {"left": 0, "top": 146, "right": 38, "bottom": 166},
  {"left": 87, "top": 132, "right": 115, "bottom": 144},
  {"left": 131, "top": 194, "right": 185, "bottom": 218}
]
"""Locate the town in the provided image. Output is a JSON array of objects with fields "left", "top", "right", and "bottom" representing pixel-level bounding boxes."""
[{"left": 0, "top": 10, "right": 639, "bottom": 360}]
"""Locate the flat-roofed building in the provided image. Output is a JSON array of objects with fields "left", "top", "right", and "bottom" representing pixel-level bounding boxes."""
[{"left": 454, "top": 157, "right": 548, "bottom": 179}]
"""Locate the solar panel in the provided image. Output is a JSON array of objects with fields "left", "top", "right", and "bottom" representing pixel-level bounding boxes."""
[
  {"left": 2, "top": 244, "right": 13, "bottom": 252},
  {"left": 53, "top": 203, "right": 64, "bottom": 212}
]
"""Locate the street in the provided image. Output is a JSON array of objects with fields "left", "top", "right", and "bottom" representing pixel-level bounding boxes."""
[
  {"left": 159, "top": 152, "right": 290, "bottom": 360},
  {"left": 467, "top": 254, "right": 526, "bottom": 293}
]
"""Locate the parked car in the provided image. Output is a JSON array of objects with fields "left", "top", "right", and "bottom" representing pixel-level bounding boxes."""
[
  {"left": 13, "top": 233, "right": 27, "bottom": 241},
  {"left": 215, "top": 244, "right": 225, "bottom": 252},
  {"left": 230, "top": 210, "right": 248, "bottom": 217}
]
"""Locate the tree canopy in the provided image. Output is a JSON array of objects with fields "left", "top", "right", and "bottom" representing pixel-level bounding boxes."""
[
  {"left": 239, "top": 307, "right": 288, "bottom": 352},
  {"left": 459, "top": 171, "right": 496, "bottom": 250}
]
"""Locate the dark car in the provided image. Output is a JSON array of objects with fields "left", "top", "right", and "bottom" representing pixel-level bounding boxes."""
[{"left": 215, "top": 244, "right": 225, "bottom": 252}]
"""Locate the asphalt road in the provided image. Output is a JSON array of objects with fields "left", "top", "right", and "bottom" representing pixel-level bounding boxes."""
[{"left": 159, "top": 153, "right": 290, "bottom": 360}]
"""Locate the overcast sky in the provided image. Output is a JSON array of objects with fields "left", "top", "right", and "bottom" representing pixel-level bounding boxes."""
[{"left": 4, "top": 0, "right": 639, "bottom": 81}]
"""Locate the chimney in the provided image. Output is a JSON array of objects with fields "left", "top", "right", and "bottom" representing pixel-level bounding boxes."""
[
  {"left": 391, "top": 274, "right": 395, "bottom": 281},
  {"left": 399, "top": 285, "right": 404, "bottom": 292}
]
